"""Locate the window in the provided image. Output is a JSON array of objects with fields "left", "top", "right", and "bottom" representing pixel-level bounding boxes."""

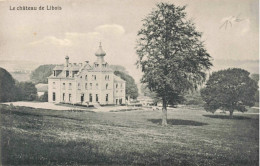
[
  {"left": 89, "top": 94, "right": 92, "bottom": 102},
  {"left": 52, "top": 92, "right": 56, "bottom": 101},
  {"left": 62, "top": 83, "right": 65, "bottom": 90},
  {"left": 69, "top": 83, "right": 72, "bottom": 90},
  {"left": 96, "top": 83, "right": 98, "bottom": 89},
  {"left": 62, "top": 93, "right": 65, "bottom": 101},
  {"left": 53, "top": 71, "right": 56, "bottom": 76},
  {"left": 96, "top": 94, "right": 99, "bottom": 102},
  {"left": 116, "top": 83, "right": 118, "bottom": 89},
  {"left": 95, "top": 64, "right": 99, "bottom": 67},
  {"left": 85, "top": 83, "right": 87, "bottom": 90},
  {"left": 81, "top": 94, "right": 84, "bottom": 102},
  {"left": 53, "top": 82, "right": 55, "bottom": 89},
  {"left": 69, "top": 94, "right": 71, "bottom": 101},
  {"left": 106, "top": 94, "right": 109, "bottom": 102},
  {"left": 105, "top": 75, "right": 110, "bottom": 80},
  {"left": 66, "top": 71, "right": 69, "bottom": 77},
  {"left": 85, "top": 75, "right": 88, "bottom": 80},
  {"left": 121, "top": 83, "right": 123, "bottom": 88},
  {"left": 78, "top": 83, "right": 81, "bottom": 90},
  {"left": 90, "top": 83, "right": 92, "bottom": 89},
  {"left": 106, "top": 83, "right": 108, "bottom": 90},
  {"left": 92, "top": 75, "right": 96, "bottom": 80},
  {"left": 121, "top": 90, "right": 123, "bottom": 93}
]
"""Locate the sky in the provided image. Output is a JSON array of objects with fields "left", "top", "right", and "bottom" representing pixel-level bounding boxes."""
[{"left": 0, "top": 0, "right": 259, "bottom": 82}]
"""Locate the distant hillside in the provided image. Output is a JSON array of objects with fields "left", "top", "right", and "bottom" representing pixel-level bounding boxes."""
[
  {"left": 0, "top": 60, "right": 40, "bottom": 72},
  {"left": 212, "top": 59, "right": 259, "bottom": 74},
  {"left": 30, "top": 64, "right": 56, "bottom": 84},
  {"left": 10, "top": 72, "right": 31, "bottom": 82}
]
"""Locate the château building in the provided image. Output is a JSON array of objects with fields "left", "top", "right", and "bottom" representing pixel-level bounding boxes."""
[{"left": 48, "top": 43, "right": 126, "bottom": 106}]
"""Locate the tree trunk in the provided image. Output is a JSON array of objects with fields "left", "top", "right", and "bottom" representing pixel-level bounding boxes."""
[
  {"left": 162, "top": 99, "right": 167, "bottom": 126},
  {"left": 229, "top": 110, "right": 234, "bottom": 118}
]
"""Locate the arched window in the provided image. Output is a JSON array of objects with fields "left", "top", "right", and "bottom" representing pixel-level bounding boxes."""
[
  {"left": 106, "top": 94, "right": 109, "bottom": 102},
  {"left": 96, "top": 94, "right": 99, "bottom": 102},
  {"left": 52, "top": 92, "right": 56, "bottom": 101},
  {"left": 89, "top": 93, "right": 92, "bottom": 102}
]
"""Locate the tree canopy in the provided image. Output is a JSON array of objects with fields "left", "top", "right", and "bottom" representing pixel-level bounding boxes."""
[
  {"left": 0, "top": 67, "right": 17, "bottom": 102},
  {"left": 30, "top": 64, "right": 56, "bottom": 84},
  {"left": 110, "top": 65, "right": 129, "bottom": 74},
  {"left": 136, "top": 3, "right": 212, "bottom": 125},
  {"left": 114, "top": 71, "right": 138, "bottom": 99},
  {"left": 201, "top": 68, "right": 258, "bottom": 118},
  {"left": 16, "top": 82, "right": 38, "bottom": 101}
]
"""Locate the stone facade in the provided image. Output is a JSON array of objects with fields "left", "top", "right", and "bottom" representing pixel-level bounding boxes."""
[{"left": 48, "top": 44, "right": 126, "bottom": 105}]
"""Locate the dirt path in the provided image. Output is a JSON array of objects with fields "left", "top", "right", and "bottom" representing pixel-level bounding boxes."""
[{"left": 2, "top": 101, "right": 137, "bottom": 112}]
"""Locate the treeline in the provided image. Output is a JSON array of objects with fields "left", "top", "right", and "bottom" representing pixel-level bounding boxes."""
[{"left": 0, "top": 67, "right": 46, "bottom": 102}]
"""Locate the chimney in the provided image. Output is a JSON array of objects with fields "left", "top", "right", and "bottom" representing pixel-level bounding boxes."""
[{"left": 65, "top": 56, "right": 69, "bottom": 67}]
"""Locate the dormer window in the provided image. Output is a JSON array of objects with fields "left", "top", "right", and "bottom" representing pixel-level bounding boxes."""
[
  {"left": 53, "top": 71, "right": 56, "bottom": 76},
  {"left": 95, "top": 64, "right": 99, "bottom": 67},
  {"left": 66, "top": 71, "right": 69, "bottom": 77}
]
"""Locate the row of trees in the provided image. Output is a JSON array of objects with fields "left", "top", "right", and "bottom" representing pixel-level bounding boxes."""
[
  {"left": 136, "top": 2, "right": 258, "bottom": 125},
  {"left": 0, "top": 67, "right": 38, "bottom": 102}
]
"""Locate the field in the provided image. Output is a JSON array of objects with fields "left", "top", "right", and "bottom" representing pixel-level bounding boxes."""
[{"left": 0, "top": 104, "right": 259, "bottom": 166}]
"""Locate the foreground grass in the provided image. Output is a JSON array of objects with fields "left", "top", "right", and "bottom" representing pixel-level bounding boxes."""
[{"left": 0, "top": 104, "right": 259, "bottom": 166}]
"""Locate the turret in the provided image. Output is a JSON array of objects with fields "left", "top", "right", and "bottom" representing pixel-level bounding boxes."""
[
  {"left": 65, "top": 56, "right": 69, "bottom": 67},
  {"left": 95, "top": 42, "right": 106, "bottom": 64}
]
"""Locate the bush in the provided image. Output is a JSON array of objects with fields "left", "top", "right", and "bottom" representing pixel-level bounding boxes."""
[
  {"left": 38, "top": 92, "right": 48, "bottom": 102},
  {"left": 0, "top": 68, "right": 17, "bottom": 102}
]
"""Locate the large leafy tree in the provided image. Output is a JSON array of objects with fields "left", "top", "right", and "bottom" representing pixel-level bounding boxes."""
[
  {"left": 250, "top": 73, "right": 259, "bottom": 103},
  {"left": 0, "top": 67, "right": 17, "bottom": 102},
  {"left": 16, "top": 82, "right": 38, "bottom": 101},
  {"left": 114, "top": 71, "right": 138, "bottom": 99},
  {"left": 201, "top": 68, "right": 258, "bottom": 118},
  {"left": 136, "top": 3, "right": 212, "bottom": 126}
]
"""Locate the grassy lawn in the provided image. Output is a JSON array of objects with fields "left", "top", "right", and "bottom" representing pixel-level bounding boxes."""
[{"left": 0, "top": 104, "right": 259, "bottom": 166}]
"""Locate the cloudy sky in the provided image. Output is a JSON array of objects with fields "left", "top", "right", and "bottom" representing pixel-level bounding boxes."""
[{"left": 0, "top": 0, "right": 258, "bottom": 82}]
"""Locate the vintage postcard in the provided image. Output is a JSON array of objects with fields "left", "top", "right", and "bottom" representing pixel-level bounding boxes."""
[{"left": 0, "top": 0, "right": 259, "bottom": 165}]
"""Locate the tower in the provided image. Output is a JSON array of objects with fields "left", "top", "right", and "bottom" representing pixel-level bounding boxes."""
[{"left": 95, "top": 42, "right": 106, "bottom": 65}]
